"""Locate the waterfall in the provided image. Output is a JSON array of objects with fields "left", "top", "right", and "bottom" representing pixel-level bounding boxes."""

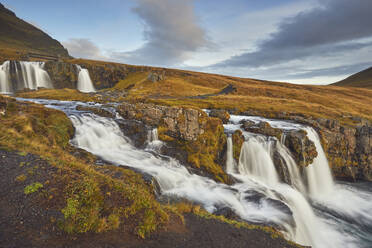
[
  {"left": 19, "top": 99, "right": 372, "bottom": 248},
  {"left": 146, "top": 128, "right": 163, "bottom": 152},
  {"left": 275, "top": 140, "right": 306, "bottom": 194},
  {"left": 0, "top": 61, "right": 11, "bottom": 94},
  {"left": 76, "top": 65, "right": 96, "bottom": 93},
  {"left": 226, "top": 136, "right": 237, "bottom": 174},
  {"left": 238, "top": 135, "right": 279, "bottom": 187},
  {"left": 18, "top": 61, "right": 53, "bottom": 90},
  {"left": 235, "top": 134, "right": 331, "bottom": 247},
  {"left": 0, "top": 61, "right": 53, "bottom": 94},
  {"left": 303, "top": 127, "right": 334, "bottom": 197}
]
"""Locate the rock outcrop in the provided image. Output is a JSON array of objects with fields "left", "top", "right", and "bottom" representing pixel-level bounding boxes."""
[
  {"left": 148, "top": 71, "right": 165, "bottom": 82},
  {"left": 241, "top": 120, "right": 317, "bottom": 167},
  {"left": 283, "top": 130, "right": 318, "bottom": 167},
  {"left": 315, "top": 120, "right": 372, "bottom": 181},
  {"left": 115, "top": 102, "right": 229, "bottom": 183},
  {"left": 117, "top": 102, "right": 206, "bottom": 141},
  {"left": 209, "top": 109, "right": 230, "bottom": 124},
  {"left": 243, "top": 121, "right": 283, "bottom": 140},
  {"left": 260, "top": 113, "right": 372, "bottom": 181}
]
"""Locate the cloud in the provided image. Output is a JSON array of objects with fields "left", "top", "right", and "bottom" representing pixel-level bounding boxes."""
[
  {"left": 112, "top": 0, "right": 210, "bottom": 66},
  {"left": 214, "top": 0, "right": 372, "bottom": 68},
  {"left": 62, "top": 38, "right": 106, "bottom": 60}
]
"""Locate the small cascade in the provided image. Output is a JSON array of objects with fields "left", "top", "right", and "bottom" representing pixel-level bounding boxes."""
[
  {"left": 18, "top": 61, "right": 53, "bottom": 90},
  {"left": 19, "top": 99, "right": 372, "bottom": 248},
  {"left": 275, "top": 140, "right": 306, "bottom": 194},
  {"left": 226, "top": 136, "right": 237, "bottom": 174},
  {"left": 303, "top": 127, "right": 334, "bottom": 197},
  {"left": 0, "top": 61, "right": 53, "bottom": 94},
  {"left": 146, "top": 128, "right": 163, "bottom": 151},
  {"left": 238, "top": 135, "right": 279, "bottom": 187},
  {"left": 0, "top": 61, "right": 11, "bottom": 94},
  {"left": 76, "top": 65, "right": 96, "bottom": 93}
]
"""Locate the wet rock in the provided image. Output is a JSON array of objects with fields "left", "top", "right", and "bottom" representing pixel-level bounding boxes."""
[
  {"left": 241, "top": 120, "right": 255, "bottom": 129},
  {"left": 75, "top": 105, "right": 114, "bottom": 118},
  {"left": 232, "top": 130, "right": 244, "bottom": 162},
  {"left": 214, "top": 206, "right": 241, "bottom": 221},
  {"left": 243, "top": 121, "right": 283, "bottom": 140},
  {"left": 272, "top": 149, "right": 292, "bottom": 185},
  {"left": 115, "top": 119, "right": 148, "bottom": 148},
  {"left": 209, "top": 109, "right": 230, "bottom": 124},
  {"left": 283, "top": 130, "right": 318, "bottom": 167}
]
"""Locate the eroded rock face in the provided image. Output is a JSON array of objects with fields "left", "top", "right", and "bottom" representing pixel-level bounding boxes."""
[
  {"left": 44, "top": 61, "right": 79, "bottom": 89},
  {"left": 147, "top": 71, "right": 165, "bottom": 82},
  {"left": 283, "top": 130, "right": 318, "bottom": 167},
  {"left": 117, "top": 102, "right": 206, "bottom": 141},
  {"left": 316, "top": 119, "right": 372, "bottom": 181}
]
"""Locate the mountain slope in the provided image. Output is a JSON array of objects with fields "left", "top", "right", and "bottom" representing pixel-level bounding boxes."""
[
  {"left": 0, "top": 3, "right": 69, "bottom": 58},
  {"left": 332, "top": 66, "right": 372, "bottom": 89}
]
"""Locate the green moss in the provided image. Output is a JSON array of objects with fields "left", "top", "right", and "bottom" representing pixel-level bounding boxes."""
[
  {"left": 24, "top": 182, "right": 43, "bottom": 194},
  {"left": 232, "top": 130, "right": 244, "bottom": 162},
  {"left": 182, "top": 117, "right": 228, "bottom": 183},
  {"left": 0, "top": 96, "right": 170, "bottom": 238}
]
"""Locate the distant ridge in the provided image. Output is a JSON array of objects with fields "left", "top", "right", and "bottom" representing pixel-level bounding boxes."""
[
  {"left": 332, "top": 66, "right": 372, "bottom": 89},
  {"left": 0, "top": 2, "right": 69, "bottom": 58}
]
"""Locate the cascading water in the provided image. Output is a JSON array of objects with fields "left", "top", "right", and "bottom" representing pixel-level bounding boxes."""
[
  {"left": 303, "top": 127, "right": 334, "bottom": 196},
  {"left": 0, "top": 61, "right": 11, "bottom": 94},
  {"left": 18, "top": 61, "right": 53, "bottom": 90},
  {"left": 17, "top": 98, "right": 372, "bottom": 248},
  {"left": 146, "top": 128, "right": 163, "bottom": 152},
  {"left": 226, "top": 136, "right": 237, "bottom": 174},
  {"left": 76, "top": 65, "right": 96, "bottom": 93},
  {"left": 0, "top": 61, "right": 53, "bottom": 94}
]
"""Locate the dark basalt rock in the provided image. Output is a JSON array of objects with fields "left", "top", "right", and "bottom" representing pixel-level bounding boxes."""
[
  {"left": 214, "top": 206, "right": 242, "bottom": 221},
  {"left": 283, "top": 130, "right": 318, "bottom": 167},
  {"left": 115, "top": 119, "right": 149, "bottom": 148},
  {"left": 273, "top": 149, "right": 292, "bottom": 185}
]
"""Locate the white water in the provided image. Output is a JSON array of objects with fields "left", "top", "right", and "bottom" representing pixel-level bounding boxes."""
[
  {"left": 238, "top": 135, "right": 279, "bottom": 186},
  {"left": 0, "top": 61, "right": 11, "bottom": 94},
  {"left": 76, "top": 65, "right": 96, "bottom": 93},
  {"left": 18, "top": 61, "right": 53, "bottom": 90},
  {"left": 17, "top": 99, "right": 372, "bottom": 248},
  {"left": 226, "top": 136, "right": 237, "bottom": 174},
  {"left": 303, "top": 127, "right": 334, "bottom": 196},
  {"left": 0, "top": 61, "right": 52, "bottom": 94},
  {"left": 146, "top": 128, "right": 163, "bottom": 152}
]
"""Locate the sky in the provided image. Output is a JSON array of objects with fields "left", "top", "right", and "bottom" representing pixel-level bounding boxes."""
[{"left": 3, "top": 0, "right": 372, "bottom": 85}]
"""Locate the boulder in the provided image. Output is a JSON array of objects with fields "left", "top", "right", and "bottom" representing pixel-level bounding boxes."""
[
  {"left": 283, "top": 130, "right": 317, "bottom": 167},
  {"left": 243, "top": 121, "right": 283, "bottom": 140},
  {"left": 209, "top": 109, "right": 230, "bottom": 124},
  {"left": 148, "top": 71, "right": 165, "bottom": 82}
]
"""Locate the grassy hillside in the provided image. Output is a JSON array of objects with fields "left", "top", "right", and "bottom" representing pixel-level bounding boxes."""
[
  {"left": 333, "top": 67, "right": 372, "bottom": 89},
  {"left": 0, "top": 3, "right": 69, "bottom": 62},
  {"left": 20, "top": 58, "right": 372, "bottom": 126}
]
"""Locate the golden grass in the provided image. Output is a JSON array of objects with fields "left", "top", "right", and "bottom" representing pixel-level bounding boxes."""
[
  {"left": 17, "top": 88, "right": 100, "bottom": 102},
  {"left": 0, "top": 95, "right": 169, "bottom": 237}
]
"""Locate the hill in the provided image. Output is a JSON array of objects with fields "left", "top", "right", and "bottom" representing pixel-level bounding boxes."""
[
  {"left": 0, "top": 3, "right": 69, "bottom": 60},
  {"left": 332, "top": 66, "right": 372, "bottom": 89}
]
